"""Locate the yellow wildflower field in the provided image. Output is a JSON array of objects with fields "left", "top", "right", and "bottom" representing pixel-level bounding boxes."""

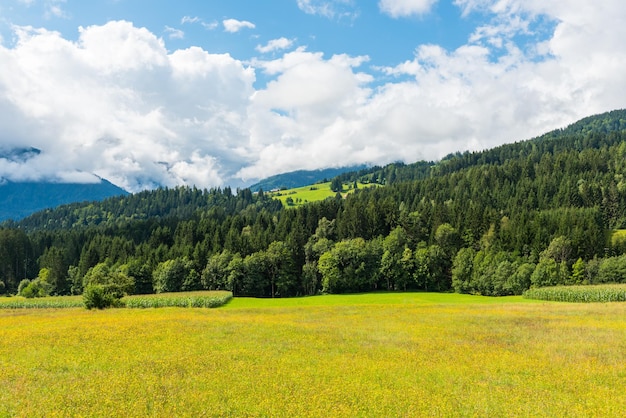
[{"left": 1, "top": 294, "right": 625, "bottom": 417}]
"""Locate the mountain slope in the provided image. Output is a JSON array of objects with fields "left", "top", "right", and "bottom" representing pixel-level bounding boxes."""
[{"left": 0, "top": 179, "right": 128, "bottom": 222}]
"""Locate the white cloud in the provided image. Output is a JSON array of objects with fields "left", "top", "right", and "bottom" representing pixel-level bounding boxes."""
[
  {"left": 222, "top": 19, "right": 255, "bottom": 33},
  {"left": 239, "top": 0, "right": 626, "bottom": 180},
  {"left": 256, "top": 37, "right": 295, "bottom": 54},
  {"left": 0, "top": 21, "right": 255, "bottom": 191},
  {"left": 378, "top": 0, "right": 438, "bottom": 18},
  {"left": 181, "top": 16, "right": 200, "bottom": 24},
  {"left": 296, "top": 0, "right": 358, "bottom": 20},
  {"left": 240, "top": 50, "right": 373, "bottom": 180},
  {"left": 44, "top": 0, "right": 68, "bottom": 19},
  {"left": 181, "top": 16, "right": 218, "bottom": 31},
  {"left": 202, "top": 21, "right": 219, "bottom": 30},
  {"left": 164, "top": 26, "right": 184, "bottom": 40}
]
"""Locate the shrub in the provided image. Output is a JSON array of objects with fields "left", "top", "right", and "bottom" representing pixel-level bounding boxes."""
[
  {"left": 83, "top": 285, "right": 124, "bottom": 310},
  {"left": 17, "top": 279, "right": 31, "bottom": 296},
  {"left": 18, "top": 278, "right": 52, "bottom": 298},
  {"left": 83, "top": 263, "right": 134, "bottom": 295}
]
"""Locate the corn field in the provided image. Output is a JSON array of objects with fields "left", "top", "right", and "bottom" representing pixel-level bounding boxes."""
[
  {"left": 0, "top": 291, "right": 232, "bottom": 309},
  {"left": 523, "top": 284, "right": 626, "bottom": 302},
  {"left": 0, "top": 295, "right": 84, "bottom": 309},
  {"left": 122, "top": 291, "right": 233, "bottom": 308}
]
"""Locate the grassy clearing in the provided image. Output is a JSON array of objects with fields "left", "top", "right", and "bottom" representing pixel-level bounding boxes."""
[
  {"left": 269, "top": 181, "right": 380, "bottom": 207},
  {"left": 1, "top": 293, "right": 625, "bottom": 417},
  {"left": 524, "top": 284, "right": 626, "bottom": 302}
]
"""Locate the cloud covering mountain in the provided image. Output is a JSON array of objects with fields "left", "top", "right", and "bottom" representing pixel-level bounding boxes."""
[{"left": 0, "top": 0, "right": 624, "bottom": 191}]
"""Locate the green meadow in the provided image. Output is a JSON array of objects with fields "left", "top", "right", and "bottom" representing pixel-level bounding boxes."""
[
  {"left": 1, "top": 292, "right": 625, "bottom": 417},
  {"left": 268, "top": 181, "right": 380, "bottom": 207}
]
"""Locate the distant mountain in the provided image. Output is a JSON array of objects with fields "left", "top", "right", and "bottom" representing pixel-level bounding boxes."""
[
  {"left": 0, "top": 146, "right": 41, "bottom": 162},
  {"left": 0, "top": 179, "right": 128, "bottom": 222},
  {"left": 249, "top": 165, "right": 368, "bottom": 192}
]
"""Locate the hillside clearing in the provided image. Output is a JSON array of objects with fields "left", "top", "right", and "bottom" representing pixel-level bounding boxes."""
[{"left": 267, "top": 181, "right": 380, "bottom": 207}]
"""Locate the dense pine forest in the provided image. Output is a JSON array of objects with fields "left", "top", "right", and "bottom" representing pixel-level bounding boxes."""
[{"left": 3, "top": 109, "right": 626, "bottom": 298}]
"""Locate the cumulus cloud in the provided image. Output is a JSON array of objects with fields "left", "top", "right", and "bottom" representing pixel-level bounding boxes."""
[
  {"left": 256, "top": 37, "right": 295, "bottom": 54},
  {"left": 0, "top": 21, "right": 255, "bottom": 191},
  {"left": 378, "top": 0, "right": 439, "bottom": 18},
  {"left": 240, "top": 0, "right": 626, "bottom": 179},
  {"left": 222, "top": 19, "right": 255, "bottom": 33},
  {"left": 1, "top": 1, "right": 625, "bottom": 191}
]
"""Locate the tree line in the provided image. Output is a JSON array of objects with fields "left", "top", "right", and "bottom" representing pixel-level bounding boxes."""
[{"left": 3, "top": 110, "right": 626, "bottom": 298}]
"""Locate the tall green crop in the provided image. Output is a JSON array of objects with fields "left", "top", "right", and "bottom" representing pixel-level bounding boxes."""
[{"left": 523, "top": 284, "right": 626, "bottom": 302}]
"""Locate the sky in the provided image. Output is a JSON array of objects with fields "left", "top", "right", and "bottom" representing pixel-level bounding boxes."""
[{"left": 0, "top": 0, "right": 625, "bottom": 192}]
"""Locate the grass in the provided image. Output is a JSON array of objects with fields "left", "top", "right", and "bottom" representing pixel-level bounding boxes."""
[
  {"left": 228, "top": 291, "right": 533, "bottom": 308},
  {"left": 523, "top": 283, "right": 626, "bottom": 302},
  {"left": 269, "top": 181, "right": 380, "bottom": 207},
  {"left": 1, "top": 292, "right": 625, "bottom": 416}
]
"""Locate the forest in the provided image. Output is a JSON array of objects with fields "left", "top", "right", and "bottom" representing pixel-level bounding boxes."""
[{"left": 2, "top": 109, "right": 626, "bottom": 298}]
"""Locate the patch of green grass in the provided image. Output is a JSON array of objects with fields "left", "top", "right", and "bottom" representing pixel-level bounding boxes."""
[
  {"left": 523, "top": 284, "right": 626, "bottom": 302},
  {"left": 227, "top": 291, "right": 533, "bottom": 309},
  {"left": 269, "top": 181, "right": 380, "bottom": 207}
]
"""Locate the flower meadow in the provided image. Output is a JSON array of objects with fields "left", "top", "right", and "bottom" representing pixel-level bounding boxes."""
[{"left": 1, "top": 293, "right": 625, "bottom": 416}]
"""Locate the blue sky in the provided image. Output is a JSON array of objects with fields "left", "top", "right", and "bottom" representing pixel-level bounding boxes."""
[{"left": 0, "top": 0, "right": 625, "bottom": 191}]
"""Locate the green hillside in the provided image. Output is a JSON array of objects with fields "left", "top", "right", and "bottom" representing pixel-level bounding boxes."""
[{"left": 268, "top": 181, "right": 381, "bottom": 207}]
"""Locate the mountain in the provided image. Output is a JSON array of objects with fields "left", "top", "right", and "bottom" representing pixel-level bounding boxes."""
[
  {"left": 0, "top": 179, "right": 128, "bottom": 222},
  {"left": 0, "top": 145, "right": 129, "bottom": 221},
  {"left": 249, "top": 165, "right": 368, "bottom": 192}
]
